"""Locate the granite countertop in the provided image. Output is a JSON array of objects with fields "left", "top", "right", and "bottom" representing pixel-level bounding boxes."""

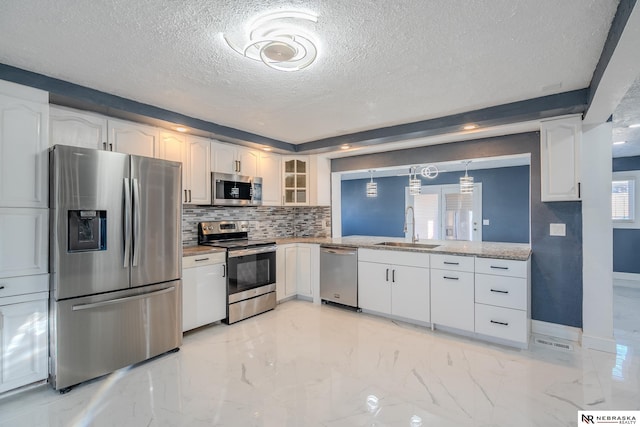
[
  {"left": 184, "top": 236, "right": 531, "bottom": 261},
  {"left": 183, "top": 245, "right": 226, "bottom": 257},
  {"left": 275, "top": 235, "right": 532, "bottom": 261}
]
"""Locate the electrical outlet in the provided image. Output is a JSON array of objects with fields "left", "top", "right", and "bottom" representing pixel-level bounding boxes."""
[
  {"left": 550, "top": 223, "right": 566, "bottom": 236},
  {"left": 482, "top": 219, "right": 490, "bottom": 226}
]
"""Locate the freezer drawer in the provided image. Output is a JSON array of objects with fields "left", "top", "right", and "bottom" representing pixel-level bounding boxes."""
[
  {"left": 320, "top": 246, "right": 358, "bottom": 308},
  {"left": 50, "top": 280, "right": 182, "bottom": 391}
]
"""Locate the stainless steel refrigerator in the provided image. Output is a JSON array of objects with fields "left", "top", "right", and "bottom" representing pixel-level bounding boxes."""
[
  {"left": 444, "top": 192, "right": 474, "bottom": 241},
  {"left": 49, "top": 144, "right": 182, "bottom": 391}
]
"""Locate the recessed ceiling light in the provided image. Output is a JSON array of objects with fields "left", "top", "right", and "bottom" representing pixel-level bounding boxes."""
[
  {"left": 613, "top": 141, "right": 626, "bottom": 145},
  {"left": 463, "top": 124, "right": 478, "bottom": 130},
  {"left": 341, "top": 144, "right": 351, "bottom": 150},
  {"left": 629, "top": 123, "right": 640, "bottom": 129},
  {"left": 175, "top": 126, "right": 188, "bottom": 133}
]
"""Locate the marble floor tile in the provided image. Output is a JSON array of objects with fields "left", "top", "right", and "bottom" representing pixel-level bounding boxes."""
[{"left": 1, "top": 300, "right": 639, "bottom": 426}]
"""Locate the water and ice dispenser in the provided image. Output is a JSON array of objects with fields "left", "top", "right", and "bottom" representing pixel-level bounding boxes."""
[{"left": 67, "top": 210, "right": 107, "bottom": 252}]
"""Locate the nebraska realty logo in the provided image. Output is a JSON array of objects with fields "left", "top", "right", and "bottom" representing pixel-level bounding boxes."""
[{"left": 579, "top": 411, "right": 639, "bottom": 425}]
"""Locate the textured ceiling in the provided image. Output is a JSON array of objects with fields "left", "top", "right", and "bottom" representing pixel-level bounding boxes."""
[{"left": 0, "top": 0, "right": 621, "bottom": 145}]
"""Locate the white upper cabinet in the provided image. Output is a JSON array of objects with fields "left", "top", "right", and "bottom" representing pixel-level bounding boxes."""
[
  {"left": 258, "top": 151, "right": 282, "bottom": 206},
  {"left": 0, "top": 82, "right": 49, "bottom": 208},
  {"left": 50, "top": 106, "right": 107, "bottom": 150},
  {"left": 211, "top": 140, "right": 258, "bottom": 176},
  {"left": 159, "top": 130, "right": 187, "bottom": 165},
  {"left": 540, "top": 116, "right": 582, "bottom": 202},
  {"left": 282, "top": 155, "right": 331, "bottom": 206},
  {"left": 108, "top": 118, "right": 159, "bottom": 158},
  {"left": 159, "top": 132, "right": 211, "bottom": 205},
  {"left": 282, "top": 156, "right": 309, "bottom": 205},
  {"left": 310, "top": 155, "right": 331, "bottom": 206},
  {"left": 186, "top": 136, "right": 211, "bottom": 205}
]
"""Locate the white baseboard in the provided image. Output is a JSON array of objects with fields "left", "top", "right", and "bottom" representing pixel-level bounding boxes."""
[
  {"left": 531, "top": 320, "right": 582, "bottom": 342},
  {"left": 582, "top": 334, "right": 617, "bottom": 353},
  {"left": 613, "top": 272, "right": 640, "bottom": 289}
]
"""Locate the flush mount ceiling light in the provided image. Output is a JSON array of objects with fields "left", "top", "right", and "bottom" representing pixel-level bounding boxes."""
[
  {"left": 460, "top": 161, "right": 474, "bottom": 194},
  {"left": 420, "top": 165, "right": 439, "bottom": 179},
  {"left": 463, "top": 124, "right": 478, "bottom": 130},
  {"left": 613, "top": 141, "right": 627, "bottom": 145},
  {"left": 223, "top": 10, "right": 319, "bottom": 72},
  {"left": 366, "top": 170, "right": 378, "bottom": 198},
  {"left": 628, "top": 124, "right": 640, "bottom": 128}
]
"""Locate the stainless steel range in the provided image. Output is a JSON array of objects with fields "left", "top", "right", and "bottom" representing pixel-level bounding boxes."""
[{"left": 198, "top": 221, "right": 276, "bottom": 324}]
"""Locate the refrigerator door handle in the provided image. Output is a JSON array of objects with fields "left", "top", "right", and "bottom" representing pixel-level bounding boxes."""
[
  {"left": 71, "top": 286, "right": 176, "bottom": 311},
  {"left": 132, "top": 178, "right": 141, "bottom": 267},
  {"left": 123, "top": 178, "right": 132, "bottom": 268}
]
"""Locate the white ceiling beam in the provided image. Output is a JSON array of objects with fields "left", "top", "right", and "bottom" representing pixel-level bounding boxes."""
[{"left": 584, "top": 2, "right": 640, "bottom": 124}]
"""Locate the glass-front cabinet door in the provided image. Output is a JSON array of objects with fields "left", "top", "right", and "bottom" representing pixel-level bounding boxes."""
[{"left": 283, "top": 157, "right": 309, "bottom": 205}]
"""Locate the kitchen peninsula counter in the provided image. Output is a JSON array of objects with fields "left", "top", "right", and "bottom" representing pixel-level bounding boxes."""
[{"left": 275, "top": 236, "right": 531, "bottom": 261}]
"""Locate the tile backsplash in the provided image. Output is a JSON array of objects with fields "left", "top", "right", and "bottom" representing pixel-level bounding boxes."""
[{"left": 182, "top": 205, "right": 331, "bottom": 246}]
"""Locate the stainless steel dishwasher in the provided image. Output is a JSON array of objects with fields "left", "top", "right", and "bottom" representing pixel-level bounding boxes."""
[{"left": 320, "top": 245, "right": 359, "bottom": 309}]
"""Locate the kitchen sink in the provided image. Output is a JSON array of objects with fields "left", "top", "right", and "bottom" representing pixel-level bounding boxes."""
[{"left": 374, "top": 242, "right": 440, "bottom": 249}]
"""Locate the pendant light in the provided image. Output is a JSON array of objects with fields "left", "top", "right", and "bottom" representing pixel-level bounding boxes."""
[
  {"left": 366, "top": 170, "right": 378, "bottom": 198},
  {"left": 409, "top": 166, "right": 421, "bottom": 196},
  {"left": 460, "top": 161, "right": 474, "bottom": 194}
]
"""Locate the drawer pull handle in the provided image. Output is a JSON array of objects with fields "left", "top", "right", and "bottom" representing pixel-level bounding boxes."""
[
  {"left": 490, "top": 320, "right": 509, "bottom": 326},
  {"left": 443, "top": 276, "right": 459, "bottom": 280},
  {"left": 195, "top": 257, "right": 210, "bottom": 262},
  {"left": 443, "top": 261, "right": 459, "bottom": 265},
  {"left": 0, "top": 285, "right": 5, "bottom": 290},
  {"left": 386, "top": 268, "right": 389, "bottom": 282},
  {"left": 222, "top": 265, "right": 226, "bottom": 277},
  {"left": 490, "top": 266, "right": 509, "bottom": 270},
  {"left": 490, "top": 289, "right": 509, "bottom": 294}
]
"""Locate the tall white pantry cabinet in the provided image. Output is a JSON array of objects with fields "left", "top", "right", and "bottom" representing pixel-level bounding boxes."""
[{"left": 0, "top": 80, "right": 49, "bottom": 393}]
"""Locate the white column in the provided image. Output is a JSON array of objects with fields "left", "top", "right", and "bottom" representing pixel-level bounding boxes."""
[
  {"left": 581, "top": 122, "right": 616, "bottom": 353},
  {"left": 331, "top": 172, "right": 342, "bottom": 237}
]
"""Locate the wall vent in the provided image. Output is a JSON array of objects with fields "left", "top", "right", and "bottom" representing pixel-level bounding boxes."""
[{"left": 534, "top": 337, "right": 574, "bottom": 351}]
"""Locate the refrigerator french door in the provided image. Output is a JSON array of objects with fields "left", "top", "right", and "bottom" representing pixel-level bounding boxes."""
[{"left": 49, "top": 145, "right": 182, "bottom": 391}]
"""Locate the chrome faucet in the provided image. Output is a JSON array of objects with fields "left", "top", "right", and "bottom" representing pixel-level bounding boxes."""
[{"left": 403, "top": 206, "right": 418, "bottom": 243}]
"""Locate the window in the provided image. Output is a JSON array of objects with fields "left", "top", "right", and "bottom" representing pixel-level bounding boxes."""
[{"left": 612, "top": 179, "right": 635, "bottom": 221}]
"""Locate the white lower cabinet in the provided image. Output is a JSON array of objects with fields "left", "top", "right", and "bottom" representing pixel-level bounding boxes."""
[
  {"left": 474, "top": 257, "right": 530, "bottom": 346},
  {"left": 358, "top": 249, "right": 430, "bottom": 323},
  {"left": 182, "top": 253, "right": 227, "bottom": 332},
  {"left": 0, "top": 289, "right": 48, "bottom": 394},
  {"left": 276, "top": 243, "right": 318, "bottom": 302},
  {"left": 430, "top": 254, "right": 475, "bottom": 332}
]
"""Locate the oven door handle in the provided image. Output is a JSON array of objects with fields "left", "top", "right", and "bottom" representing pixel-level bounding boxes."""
[{"left": 228, "top": 245, "right": 277, "bottom": 258}]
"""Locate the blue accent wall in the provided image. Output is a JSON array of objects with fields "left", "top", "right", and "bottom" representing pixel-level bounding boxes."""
[
  {"left": 612, "top": 155, "right": 640, "bottom": 273},
  {"left": 341, "top": 176, "right": 407, "bottom": 237},
  {"left": 342, "top": 166, "right": 530, "bottom": 243}
]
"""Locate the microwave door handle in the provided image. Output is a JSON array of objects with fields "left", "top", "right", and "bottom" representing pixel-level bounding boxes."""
[
  {"left": 123, "top": 178, "right": 131, "bottom": 268},
  {"left": 132, "top": 178, "right": 141, "bottom": 267}
]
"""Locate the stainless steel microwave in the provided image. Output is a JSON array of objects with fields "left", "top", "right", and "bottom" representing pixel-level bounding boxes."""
[{"left": 211, "top": 172, "right": 262, "bottom": 206}]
